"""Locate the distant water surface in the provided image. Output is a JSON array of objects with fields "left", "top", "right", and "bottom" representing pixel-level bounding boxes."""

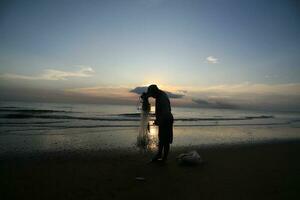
[{"left": 0, "top": 101, "right": 299, "bottom": 154}]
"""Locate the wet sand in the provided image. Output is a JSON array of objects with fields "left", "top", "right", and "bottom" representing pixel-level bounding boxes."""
[{"left": 1, "top": 141, "right": 299, "bottom": 200}]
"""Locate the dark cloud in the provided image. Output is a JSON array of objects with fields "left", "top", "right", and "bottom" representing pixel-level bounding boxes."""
[
  {"left": 129, "top": 86, "right": 147, "bottom": 94},
  {"left": 192, "top": 98, "right": 238, "bottom": 109},
  {"left": 130, "top": 86, "right": 184, "bottom": 99},
  {"left": 0, "top": 86, "right": 135, "bottom": 105},
  {"left": 166, "top": 92, "right": 184, "bottom": 99}
]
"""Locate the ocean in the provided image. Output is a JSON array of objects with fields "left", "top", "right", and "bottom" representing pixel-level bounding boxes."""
[{"left": 0, "top": 101, "right": 299, "bottom": 154}]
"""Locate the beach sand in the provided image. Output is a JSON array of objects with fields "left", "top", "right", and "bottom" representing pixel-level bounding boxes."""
[{"left": 1, "top": 141, "right": 299, "bottom": 200}]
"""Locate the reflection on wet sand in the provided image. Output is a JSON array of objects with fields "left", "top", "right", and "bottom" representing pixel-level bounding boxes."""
[{"left": 137, "top": 121, "right": 158, "bottom": 152}]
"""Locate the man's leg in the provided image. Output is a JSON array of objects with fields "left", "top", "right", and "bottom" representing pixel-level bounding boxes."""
[
  {"left": 162, "top": 143, "right": 170, "bottom": 161},
  {"left": 152, "top": 141, "right": 163, "bottom": 161}
]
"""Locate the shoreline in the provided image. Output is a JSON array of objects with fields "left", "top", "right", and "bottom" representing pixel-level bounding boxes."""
[
  {"left": 1, "top": 138, "right": 299, "bottom": 158},
  {"left": 1, "top": 138, "right": 300, "bottom": 160},
  {"left": 1, "top": 140, "right": 299, "bottom": 200},
  {"left": 1, "top": 124, "right": 299, "bottom": 155}
]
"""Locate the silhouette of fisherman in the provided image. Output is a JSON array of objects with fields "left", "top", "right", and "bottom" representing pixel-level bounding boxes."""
[{"left": 145, "top": 84, "right": 174, "bottom": 162}]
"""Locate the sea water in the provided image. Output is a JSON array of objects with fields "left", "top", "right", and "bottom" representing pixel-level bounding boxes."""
[{"left": 0, "top": 101, "right": 300, "bottom": 154}]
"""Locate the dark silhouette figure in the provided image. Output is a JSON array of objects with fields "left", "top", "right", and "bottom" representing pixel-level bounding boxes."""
[{"left": 145, "top": 84, "right": 174, "bottom": 162}]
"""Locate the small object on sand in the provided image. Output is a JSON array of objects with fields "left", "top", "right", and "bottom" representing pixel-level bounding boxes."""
[
  {"left": 177, "top": 150, "right": 203, "bottom": 165},
  {"left": 135, "top": 177, "right": 146, "bottom": 181}
]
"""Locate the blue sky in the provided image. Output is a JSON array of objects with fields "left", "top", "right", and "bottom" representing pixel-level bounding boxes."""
[{"left": 0, "top": 0, "right": 300, "bottom": 110}]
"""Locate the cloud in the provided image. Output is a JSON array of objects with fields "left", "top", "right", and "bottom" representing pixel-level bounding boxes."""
[
  {"left": 187, "top": 82, "right": 300, "bottom": 96},
  {"left": 192, "top": 98, "right": 238, "bottom": 109},
  {"left": 205, "top": 56, "right": 219, "bottom": 64},
  {"left": 1, "top": 81, "right": 300, "bottom": 111},
  {"left": 129, "top": 86, "right": 147, "bottom": 95},
  {"left": 0, "top": 86, "right": 136, "bottom": 105},
  {"left": 129, "top": 86, "right": 185, "bottom": 99},
  {"left": 187, "top": 83, "right": 300, "bottom": 111},
  {"left": 177, "top": 89, "right": 188, "bottom": 94},
  {"left": 0, "top": 66, "right": 94, "bottom": 81},
  {"left": 166, "top": 92, "right": 185, "bottom": 99},
  {"left": 68, "top": 86, "right": 135, "bottom": 99},
  {"left": 66, "top": 83, "right": 300, "bottom": 110},
  {"left": 265, "top": 74, "right": 278, "bottom": 79}
]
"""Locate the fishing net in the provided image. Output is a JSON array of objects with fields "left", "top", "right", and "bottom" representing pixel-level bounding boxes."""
[{"left": 137, "top": 93, "right": 150, "bottom": 149}]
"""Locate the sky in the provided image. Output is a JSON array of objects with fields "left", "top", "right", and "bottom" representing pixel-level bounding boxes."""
[{"left": 0, "top": 0, "right": 300, "bottom": 111}]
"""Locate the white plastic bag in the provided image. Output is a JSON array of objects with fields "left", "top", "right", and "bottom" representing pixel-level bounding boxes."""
[{"left": 177, "top": 150, "right": 203, "bottom": 165}]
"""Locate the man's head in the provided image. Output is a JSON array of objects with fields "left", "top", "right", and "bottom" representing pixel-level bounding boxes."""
[{"left": 147, "top": 84, "right": 160, "bottom": 98}]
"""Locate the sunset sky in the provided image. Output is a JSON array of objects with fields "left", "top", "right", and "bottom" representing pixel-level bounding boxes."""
[{"left": 1, "top": 0, "right": 300, "bottom": 111}]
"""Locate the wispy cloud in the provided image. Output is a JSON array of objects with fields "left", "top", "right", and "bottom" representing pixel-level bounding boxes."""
[
  {"left": 68, "top": 86, "right": 134, "bottom": 98},
  {"left": 1, "top": 82, "right": 300, "bottom": 111},
  {"left": 186, "top": 82, "right": 300, "bottom": 96},
  {"left": 192, "top": 98, "right": 237, "bottom": 109},
  {"left": 66, "top": 86, "right": 138, "bottom": 104},
  {"left": 185, "top": 83, "right": 300, "bottom": 110},
  {"left": 265, "top": 74, "right": 278, "bottom": 79},
  {"left": 205, "top": 56, "right": 219, "bottom": 64},
  {"left": 67, "top": 83, "right": 300, "bottom": 110},
  {"left": 0, "top": 66, "right": 94, "bottom": 81}
]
